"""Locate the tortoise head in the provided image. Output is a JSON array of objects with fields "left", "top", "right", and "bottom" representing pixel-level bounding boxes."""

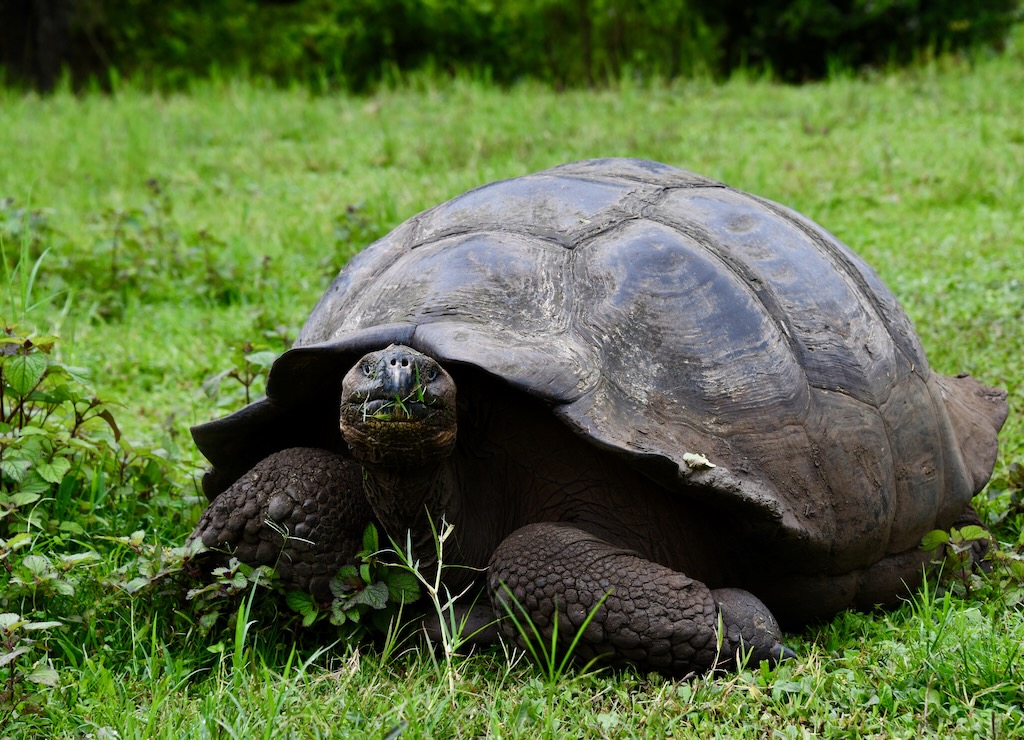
[{"left": 340, "top": 344, "right": 457, "bottom": 468}]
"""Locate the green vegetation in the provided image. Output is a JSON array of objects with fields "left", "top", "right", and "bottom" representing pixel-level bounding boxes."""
[
  {"left": 1, "top": 30, "right": 1023, "bottom": 737},
  {"left": 3, "top": 0, "right": 1020, "bottom": 91},
  {"left": 285, "top": 523, "right": 422, "bottom": 634}
]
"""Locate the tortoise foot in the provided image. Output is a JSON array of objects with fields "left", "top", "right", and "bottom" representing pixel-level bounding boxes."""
[
  {"left": 487, "top": 522, "right": 791, "bottom": 677},
  {"left": 187, "top": 447, "right": 373, "bottom": 598}
]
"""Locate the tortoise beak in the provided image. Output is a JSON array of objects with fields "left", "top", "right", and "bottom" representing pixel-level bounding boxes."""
[{"left": 380, "top": 345, "right": 420, "bottom": 398}]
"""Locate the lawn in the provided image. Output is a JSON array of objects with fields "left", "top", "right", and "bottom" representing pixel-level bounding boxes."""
[{"left": 1, "top": 41, "right": 1023, "bottom": 738}]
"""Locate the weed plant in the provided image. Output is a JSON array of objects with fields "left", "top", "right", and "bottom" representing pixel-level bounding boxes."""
[{"left": 1, "top": 33, "right": 1023, "bottom": 737}]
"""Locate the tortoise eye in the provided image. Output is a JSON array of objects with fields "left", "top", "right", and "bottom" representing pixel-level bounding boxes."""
[
  {"left": 361, "top": 362, "right": 373, "bottom": 377},
  {"left": 425, "top": 367, "right": 438, "bottom": 382}
]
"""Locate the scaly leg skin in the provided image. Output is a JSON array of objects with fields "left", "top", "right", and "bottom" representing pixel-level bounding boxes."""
[
  {"left": 487, "top": 522, "right": 794, "bottom": 677},
  {"left": 187, "top": 447, "right": 375, "bottom": 599}
]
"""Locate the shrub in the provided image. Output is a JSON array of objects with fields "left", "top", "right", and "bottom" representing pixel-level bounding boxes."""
[
  {"left": 697, "top": 0, "right": 1024, "bottom": 80},
  {"left": 2, "top": 0, "right": 1019, "bottom": 91}
]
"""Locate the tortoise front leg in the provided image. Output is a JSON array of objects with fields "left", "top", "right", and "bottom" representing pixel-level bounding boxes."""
[
  {"left": 487, "top": 522, "right": 794, "bottom": 676},
  {"left": 187, "top": 447, "right": 375, "bottom": 599}
]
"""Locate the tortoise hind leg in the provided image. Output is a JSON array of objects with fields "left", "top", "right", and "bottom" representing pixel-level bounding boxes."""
[
  {"left": 487, "top": 522, "right": 793, "bottom": 677},
  {"left": 187, "top": 447, "right": 375, "bottom": 599}
]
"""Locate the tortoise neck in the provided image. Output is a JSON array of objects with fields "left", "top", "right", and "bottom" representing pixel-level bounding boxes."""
[{"left": 361, "top": 462, "right": 458, "bottom": 567}]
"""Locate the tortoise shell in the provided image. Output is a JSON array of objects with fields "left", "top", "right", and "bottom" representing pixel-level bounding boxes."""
[{"left": 193, "top": 158, "right": 1006, "bottom": 573}]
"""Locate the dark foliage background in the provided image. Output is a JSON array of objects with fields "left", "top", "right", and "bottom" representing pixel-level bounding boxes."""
[{"left": 2, "top": 0, "right": 1021, "bottom": 91}]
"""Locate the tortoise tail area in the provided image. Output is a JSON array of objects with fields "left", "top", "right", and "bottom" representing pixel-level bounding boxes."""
[{"left": 937, "top": 373, "right": 1009, "bottom": 493}]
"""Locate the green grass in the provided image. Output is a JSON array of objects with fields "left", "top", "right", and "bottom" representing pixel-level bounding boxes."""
[{"left": 2, "top": 35, "right": 1023, "bottom": 738}]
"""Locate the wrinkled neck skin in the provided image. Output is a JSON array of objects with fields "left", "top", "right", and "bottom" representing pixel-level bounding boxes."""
[
  {"left": 359, "top": 460, "right": 460, "bottom": 575},
  {"left": 342, "top": 419, "right": 461, "bottom": 575}
]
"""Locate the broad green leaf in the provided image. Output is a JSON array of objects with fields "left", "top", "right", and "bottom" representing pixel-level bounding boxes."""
[
  {"left": 29, "top": 384, "right": 75, "bottom": 405},
  {"left": 62, "top": 364, "right": 94, "bottom": 389},
  {"left": 21, "top": 554, "right": 54, "bottom": 576},
  {"left": 124, "top": 577, "right": 151, "bottom": 593},
  {"left": 14, "top": 426, "right": 52, "bottom": 438},
  {"left": 957, "top": 525, "right": 989, "bottom": 542},
  {"left": 921, "top": 529, "right": 950, "bottom": 551},
  {"left": 27, "top": 335, "right": 58, "bottom": 352},
  {"left": 35, "top": 456, "right": 72, "bottom": 484},
  {"left": 1, "top": 532, "right": 33, "bottom": 552},
  {"left": 330, "top": 565, "right": 360, "bottom": 597},
  {"left": 245, "top": 350, "right": 277, "bottom": 369},
  {"left": 349, "top": 581, "right": 389, "bottom": 611},
  {"left": 14, "top": 471, "right": 51, "bottom": 497},
  {"left": 362, "top": 523, "right": 379, "bottom": 554},
  {"left": 58, "top": 520, "right": 86, "bottom": 535},
  {"left": 202, "top": 369, "right": 231, "bottom": 398},
  {"left": 596, "top": 712, "right": 621, "bottom": 732},
  {"left": 9, "top": 491, "right": 42, "bottom": 507},
  {"left": 329, "top": 602, "right": 348, "bottom": 626},
  {"left": 249, "top": 565, "right": 277, "bottom": 587},
  {"left": 288, "top": 590, "right": 320, "bottom": 627},
  {"left": 26, "top": 664, "right": 60, "bottom": 687},
  {"left": 286, "top": 591, "right": 316, "bottom": 618},
  {"left": 4, "top": 351, "right": 48, "bottom": 396},
  {"left": 0, "top": 458, "right": 32, "bottom": 482},
  {"left": 23, "top": 620, "right": 62, "bottom": 631},
  {"left": 0, "top": 613, "right": 24, "bottom": 631},
  {"left": 384, "top": 569, "right": 421, "bottom": 603},
  {"left": 0, "top": 647, "right": 31, "bottom": 668}
]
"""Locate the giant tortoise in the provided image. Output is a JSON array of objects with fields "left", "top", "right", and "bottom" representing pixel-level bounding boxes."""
[{"left": 189, "top": 158, "right": 1007, "bottom": 676}]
